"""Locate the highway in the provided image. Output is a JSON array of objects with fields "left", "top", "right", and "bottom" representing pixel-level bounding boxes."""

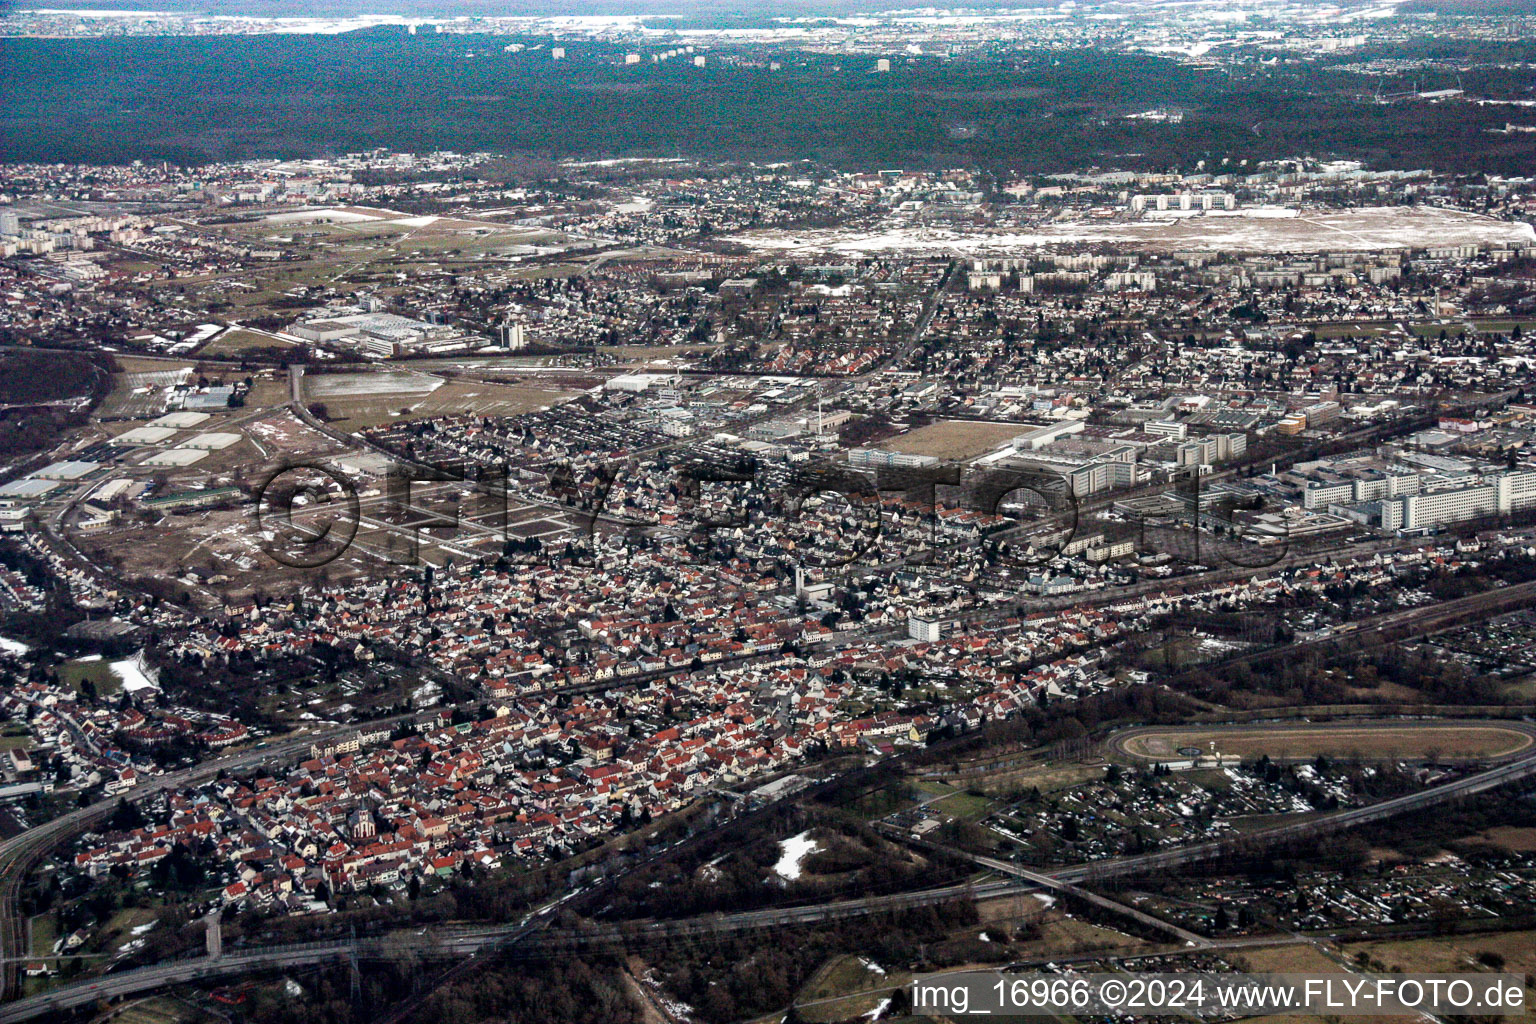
[
  {"left": 1, "top": 331, "right": 1527, "bottom": 1010},
  {"left": 3, "top": 509, "right": 1525, "bottom": 1003},
  {"left": 0, "top": 712, "right": 425, "bottom": 1000},
  {"left": 7, "top": 740, "right": 1536, "bottom": 1021},
  {"left": 1055, "top": 742, "right": 1536, "bottom": 884},
  {"left": 9, "top": 571, "right": 1525, "bottom": 1000},
  {"left": 0, "top": 879, "right": 1028, "bottom": 1023},
  {"left": 951, "top": 854, "right": 1206, "bottom": 947}
]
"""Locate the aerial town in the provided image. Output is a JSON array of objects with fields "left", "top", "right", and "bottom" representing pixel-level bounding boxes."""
[{"left": 2, "top": 3, "right": 1536, "bottom": 1023}]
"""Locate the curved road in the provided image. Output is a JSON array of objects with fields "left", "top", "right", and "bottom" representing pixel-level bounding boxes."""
[
  {"left": 6, "top": 742, "right": 1536, "bottom": 1022},
  {"left": 0, "top": 879, "right": 1024, "bottom": 1022}
]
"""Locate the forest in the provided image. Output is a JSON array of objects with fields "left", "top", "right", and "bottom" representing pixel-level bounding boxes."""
[
  {"left": 3, "top": 34, "right": 1536, "bottom": 173},
  {"left": 0, "top": 349, "right": 112, "bottom": 461}
]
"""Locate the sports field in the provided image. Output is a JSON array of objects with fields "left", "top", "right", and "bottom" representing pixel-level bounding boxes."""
[{"left": 1113, "top": 721, "right": 1535, "bottom": 763}]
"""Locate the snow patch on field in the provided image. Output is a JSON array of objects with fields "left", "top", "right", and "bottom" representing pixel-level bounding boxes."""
[
  {"left": 265, "top": 208, "right": 381, "bottom": 224},
  {"left": 112, "top": 653, "right": 159, "bottom": 693},
  {"left": 727, "top": 207, "right": 1535, "bottom": 255},
  {"left": 774, "top": 831, "right": 819, "bottom": 881}
]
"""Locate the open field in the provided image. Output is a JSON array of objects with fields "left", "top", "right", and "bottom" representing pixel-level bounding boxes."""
[
  {"left": 800, "top": 954, "right": 896, "bottom": 1002},
  {"left": 109, "top": 997, "right": 216, "bottom": 1024},
  {"left": 57, "top": 658, "right": 122, "bottom": 698},
  {"left": 1112, "top": 721, "right": 1536, "bottom": 763},
  {"left": 306, "top": 371, "right": 443, "bottom": 399},
  {"left": 195, "top": 328, "right": 294, "bottom": 357},
  {"left": 729, "top": 206, "right": 1536, "bottom": 256},
  {"left": 28, "top": 915, "right": 56, "bottom": 959},
  {"left": 1235, "top": 941, "right": 1348, "bottom": 975},
  {"left": 313, "top": 380, "right": 577, "bottom": 431},
  {"left": 245, "top": 379, "right": 292, "bottom": 410},
  {"left": 100, "top": 907, "right": 159, "bottom": 954},
  {"left": 1033, "top": 914, "right": 1156, "bottom": 956},
  {"left": 1469, "top": 826, "right": 1536, "bottom": 852},
  {"left": 926, "top": 789, "right": 999, "bottom": 821},
  {"left": 110, "top": 356, "right": 195, "bottom": 375},
  {"left": 601, "top": 344, "right": 720, "bottom": 359},
  {"left": 880, "top": 420, "right": 1023, "bottom": 461},
  {"left": 1407, "top": 319, "right": 1536, "bottom": 338},
  {"left": 1346, "top": 929, "right": 1536, "bottom": 977},
  {"left": 931, "top": 757, "right": 1108, "bottom": 796},
  {"left": 794, "top": 989, "right": 900, "bottom": 1023}
]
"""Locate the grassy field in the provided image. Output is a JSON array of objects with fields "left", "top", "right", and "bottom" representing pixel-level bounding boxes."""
[
  {"left": 927, "top": 789, "right": 999, "bottom": 821},
  {"left": 246, "top": 379, "right": 293, "bottom": 410},
  {"left": 314, "top": 380, "right": 576, "bottom": 431},
  {"left": 1235, "top": 941, "right": 1348, "bottom": 974},
  {"left": 111, "top": 998, "right": 217, "bottom": 1024},
  {"left": 1407, "top": 319, "right": 1536, "bottom": 338},
  {"left": 1346, "top": 929, "right": 1536, "bottom": 977},
  {"left": 196, "top": 328, "right": 295, "bottom": 357},
  {"left": 29, "top": 914, "right": 57, "bottom": 958},
  {"left": 794, "top": 988, "right": 902, "bottom": 1023},
  {"left": 1116, "top": 723, "right": 1533, "bottom": 763},
  {"left": 941, "top": 760, "right": 1107, "bottom": 797},
  {"left": 1499, "top": 672, "right": 1536, "bottom": 700},
  {"left": 110, "top": 356, "right": 193, "bottom": 376},
  {"left": 1031, "top": 914, "right": 1154, "bottom": 956},
  {"left": 1473, "top": 826, "right": 1536, "bottom": 852},
  {"left": 800, "top": 954, "right": 895, "bottom": 1001},
  {"left": 880, "top": 420, "right": 1023, "bottom": 461},
  {"left": 57, "top": 658, "right": 122, "bottom": 698},
  {"left": 100, "top": 906, "right": 161, "bottom": 957},
  {"left": 1307, "top": 321, "right": 1394, "bottom": 339},
  {"left": 1135, "top": 635, "right": 1240, "bottom": 671}
]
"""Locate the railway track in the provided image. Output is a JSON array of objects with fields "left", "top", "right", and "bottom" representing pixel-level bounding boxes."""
[{"left": 6, "top": 741, "right": 1536, "bottom": 1022}]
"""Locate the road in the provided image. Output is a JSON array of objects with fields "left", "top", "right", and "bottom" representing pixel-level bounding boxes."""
[
  {"left": 955, "top": 854, "right": 1206, "bottom": 947},
  {"left": 7, "top": 549, "right": 1526, "bottom": 1000},
  {"left": 0, "top": 880, "right": 1027, "bottom": 1022},
  {"left": 1056, "top": 742, "right": 1536, "bottom": 885},
  {"left": 8, "top": 740, "right": 1536, "bottom": 1021},
  {"left": 0, "top": 711, "right": 424, "bottom": 1000},
  {"left": 2, "top": 317, "right": 1525, "bottom": 1008}
]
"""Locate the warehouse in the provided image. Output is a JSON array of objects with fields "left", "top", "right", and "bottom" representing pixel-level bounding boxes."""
[
  {"left": 184, "top": 432, "right": 241, "bottom": 450},
  {"left": 35, "top": 460, "right": 99, "bottom": 481},
  {"left": 142, "top": 448, "right": 209, "bottom": 467},
  {"left": 150, "top": 411, "right": 210, "bottom": 429},
  {"left": 115, "top": 426, "right": 178, "bottom": 446},
  {"left": 0, "top": 478, "right": 59, "bottom": 499}
]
